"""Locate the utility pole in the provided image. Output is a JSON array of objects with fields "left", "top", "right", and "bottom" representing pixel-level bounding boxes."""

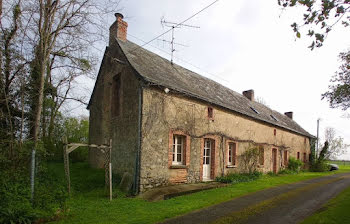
[{"left": 316, "top": 118, "right": 320, "bottom": 159}]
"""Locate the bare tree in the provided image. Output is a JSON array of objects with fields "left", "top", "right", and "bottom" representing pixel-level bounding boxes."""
[
  {"left": 323, "top": 127, "right": 349, "bottom": 160},
  {"left": 0, "top": 0, "right": 120, "bottom": 152}
]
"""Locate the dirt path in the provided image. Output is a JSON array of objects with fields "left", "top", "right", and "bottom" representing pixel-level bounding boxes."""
[{"left": 160, "top": 172, "right": 350, "bottom": 224}]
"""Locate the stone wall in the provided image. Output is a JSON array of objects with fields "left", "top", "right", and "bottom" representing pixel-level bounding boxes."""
[
  {"left": 139, "top": 87, "right": 311, "bottom": 192},
  {"left": 89, "top": 42, "right": 141, "bottom": 193}
]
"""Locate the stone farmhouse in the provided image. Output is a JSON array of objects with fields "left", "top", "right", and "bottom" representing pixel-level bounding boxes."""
[{"left": 87, "top": 13, "right": 313, "bottom": 194}]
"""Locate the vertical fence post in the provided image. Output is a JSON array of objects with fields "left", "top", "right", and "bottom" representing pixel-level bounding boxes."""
[
  {"left": 109, "top": 139, "right": 113, "bottom": 201},
  {"left": 30, "top": 149, "right": 36, "bottom": 202},
  {"left": 63, "top": 137, "right": 71, "bottom": 195}
]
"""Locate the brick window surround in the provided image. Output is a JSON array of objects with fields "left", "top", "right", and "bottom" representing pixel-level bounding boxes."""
[
  {"left": 200, "top": 135, "right": 220, "bottom": 181},
  {"left": 168, "top": 130, "right": 190, "bottom": 168},
  {"left": 226, "top": 141, "right": 238, "bottom": 167},
  {"left": 207, "top": 107, "right": 214, "bottom": 120}
]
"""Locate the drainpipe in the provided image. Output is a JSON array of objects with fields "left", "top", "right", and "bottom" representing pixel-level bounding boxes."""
[{"left": 134, "top": 84, "right": 143, "bottom": 195}]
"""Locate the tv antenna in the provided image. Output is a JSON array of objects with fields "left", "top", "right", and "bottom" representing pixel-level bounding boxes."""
[{"left": 160, "top": 17, "right": 200, "bottom": 64}]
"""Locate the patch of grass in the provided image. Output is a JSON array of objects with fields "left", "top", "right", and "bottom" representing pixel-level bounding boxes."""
[
  {"left": 48, "top": 163, "right": 350, "bottom": 224},
  {"left": 301, "top": 185, "right": 350, "bottom": 224}
]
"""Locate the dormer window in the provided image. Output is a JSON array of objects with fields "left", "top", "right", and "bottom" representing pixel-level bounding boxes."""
[
  {"left": 270, "top": 115, "right": 278, "bottom": 122},
  {"left": 250, "top": 107, "right": 259, "bottom": 114}
]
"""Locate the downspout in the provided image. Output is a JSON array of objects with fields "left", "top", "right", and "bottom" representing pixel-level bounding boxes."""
[{"left": 134, "top": 84, "right": 143, "bottom": 195}]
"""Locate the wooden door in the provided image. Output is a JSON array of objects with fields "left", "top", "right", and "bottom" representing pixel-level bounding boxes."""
[
  {"left": 272, "top": 148, "right": 277, "bottom": 173},
  {"left": 203, "top": 139, "right": 212, "bottom": 181}
]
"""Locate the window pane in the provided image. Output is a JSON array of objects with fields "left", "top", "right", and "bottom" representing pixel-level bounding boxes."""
[
  {"left": 178, "top": 136, "right": 182, "bottom": 145},
  {"left": 177, "top": 153, "right": 181, "bottom": 162},
  {"left": 206, "top": 157, "right": 210, "bottom": 164}
]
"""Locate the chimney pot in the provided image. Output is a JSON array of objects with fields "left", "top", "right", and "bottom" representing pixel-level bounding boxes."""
[
  {"left": 109, "top": 12, "right": 128, "bottom": 45},
  {"left": 243, "top": 89, "right": 254, "bottom": 101},
  {"left": 115, "top": 13, "right": 124, "bottom": 19},
  {"left": 285, "top": 112, "right": 293, "bottom": 119}
]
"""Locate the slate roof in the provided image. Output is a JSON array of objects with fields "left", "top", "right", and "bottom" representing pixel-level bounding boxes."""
[{"left": 114, "top": 39, "right": 313, "bottom": 138}]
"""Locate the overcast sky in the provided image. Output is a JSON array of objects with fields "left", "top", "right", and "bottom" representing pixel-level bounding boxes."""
[{"left": 78, "top": 0, "right": 350, "bottom": 159}]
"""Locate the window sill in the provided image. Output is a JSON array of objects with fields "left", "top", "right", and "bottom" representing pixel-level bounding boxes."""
[
  {"left": 226, "top": 165, "right": 237, "bottom": 168},
  {"left": 170, "top": 165, "right": 188, "bottom": 169}
]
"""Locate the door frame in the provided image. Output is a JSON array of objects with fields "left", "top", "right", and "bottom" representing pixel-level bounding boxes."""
[
  {"left": 272, "top": 148, "right": 277, "bottom": 173},
  {"left": 200, "top": 136, "right": 218, "bottom": 181}
]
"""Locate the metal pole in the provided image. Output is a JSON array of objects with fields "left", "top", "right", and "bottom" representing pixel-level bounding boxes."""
[
  {"left": 109, "top": 162, "right": 112, "bottom": 201},
  {"left": 30, "top": 149, "right": 36, "bottom": 201},
  {"left": 109, "top": 139, "right": 113, "bottom": 200},
  {"left": 316, "top": 118, "right": 320, "bottom": 159}
]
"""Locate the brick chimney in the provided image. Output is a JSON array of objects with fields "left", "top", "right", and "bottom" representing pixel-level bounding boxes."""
[
  {"left": 109, "top": 13, "right": 128, "bottom": 45},
  {"left": 285, "top": 112, "right": 293, "bottom": 119},
  {"left": 243, "top": 90, "right": 254, "bottom": 101}
]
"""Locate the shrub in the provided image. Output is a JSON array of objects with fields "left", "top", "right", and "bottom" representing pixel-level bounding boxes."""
[
  {"left": 241, "top": 145, "right": 260, "bottom": 174},
  {"left": 216, "top": 171, "right": 262, "bottom": 184},
  {"left": 0, "top": 161, "right": 68, "bottom": 224},
  {"left": 310, "top": 161, "right": 330, "bottom": 172},
  {"left": 288, "top": 157, "right": 303, "bottom": 172},
  {"left": 267, "top": 171, "right": 278, "bottom": 176},
  {"left": 278, "top": 169, "right": 297, "bottom": 175}
]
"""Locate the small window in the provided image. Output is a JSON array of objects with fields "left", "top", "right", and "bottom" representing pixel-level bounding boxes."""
[
  {"left": 270, "top": 115, "right": 278, "bottom": 122},
  {"left": 250, "top": 107, "right": 260, "bottom": 114},
  {"left": 208, "top": 107, "right": 213, "bottom": 119},
  {"left": 259, "top": 146, "right": 264, "bottom": 165},
  {"left": 297, "top": 152, "right": 300, "bottom": 160},
  {"left": 303, "top": 152, "right": 307, "bottom": 162},
  {"left": 172, "top": 135, "right": 185, "bottom": 165},
  {"left": 284, "top": 151, "right": 288, "bottom": 166},
  {"left": 228, "top": 142, "right": 237, "bottom": 166},
  {"left": 274, "top": 129, "right": 276, "bottom": 136},
  {"left": 112, "top": 75, "right": 121, "bottom": 117}
]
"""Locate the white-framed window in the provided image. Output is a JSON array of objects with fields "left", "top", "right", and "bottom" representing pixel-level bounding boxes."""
[
  {"left": 228, "top": 142, "right": 236, "bottom": 165},
  {"left": 172, "top": 135, "right": 185, "bottom": 165}
]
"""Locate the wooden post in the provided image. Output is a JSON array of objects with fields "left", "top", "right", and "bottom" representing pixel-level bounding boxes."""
[{"left": 63, "top": 137, "right": 71, "bottom": 195}]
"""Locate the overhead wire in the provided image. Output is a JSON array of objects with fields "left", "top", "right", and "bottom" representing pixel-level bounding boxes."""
[
  {"left": 127, "top": 0, "right": 220, "bottom": 53},
  {"left": 127, "top": 32, "right": 230, "bottom": 84}
]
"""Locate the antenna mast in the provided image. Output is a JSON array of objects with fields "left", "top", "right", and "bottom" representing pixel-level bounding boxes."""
[{"left": 160, "top": 18, "right": 200, "bottom": 64}]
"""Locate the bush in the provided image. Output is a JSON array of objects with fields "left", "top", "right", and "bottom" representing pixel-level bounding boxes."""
[
  {"left": 0, "top": 173, "right": 36, "bottom": 224},
  {"left": 310, "top": 161, "right": 330, "bottom": 172},
  {"left": 288, "top": 157, "right": 303, "bottom": 172},
  {"left": 278, "top": 169, "right": 297, "bottom": 175},
  {"left": 216, "top": 171, "right": 262, "bottom": 184},
  {"left": 0, "top": 161, "right": 68, "bottom": 224}
]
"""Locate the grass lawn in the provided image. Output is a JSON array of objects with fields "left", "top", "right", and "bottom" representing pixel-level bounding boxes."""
[
  {"left": 48, "top": 163, "right": 350, "bottom": 224},
  {"left": 301, "top": 185, "right": 350, "bottom": 224}
]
